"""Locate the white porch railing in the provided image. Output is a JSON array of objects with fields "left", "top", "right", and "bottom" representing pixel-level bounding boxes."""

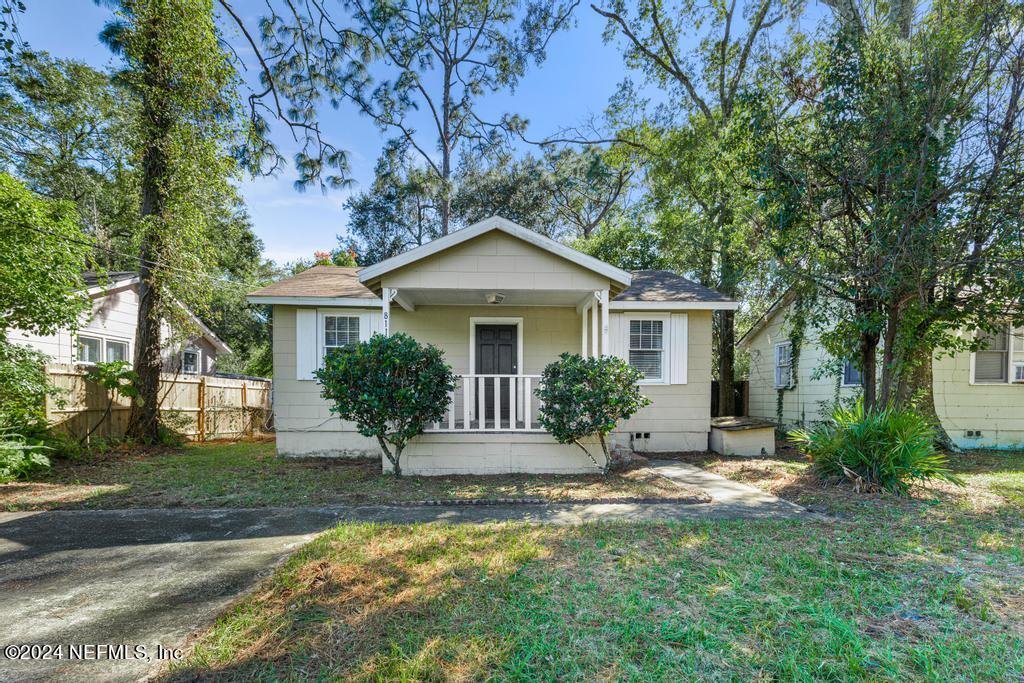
[{"left": 427, "top": 374, "right": 544, "bottom": 432}]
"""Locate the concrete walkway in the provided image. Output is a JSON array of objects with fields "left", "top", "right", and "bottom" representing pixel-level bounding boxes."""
[
  {"left": 0, "top": 467, "right": 809, "bottom": 682},
  {"left": 645, "top": 459, "right": 808, "bottom": 514}
]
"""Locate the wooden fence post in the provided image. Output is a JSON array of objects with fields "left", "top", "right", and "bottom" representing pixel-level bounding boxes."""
[
  {"left": 198, "top": 377, "right": 206, "bottom": 442},
  {"left": 241, "top": 383, "right": 250, "bottom": 438}
]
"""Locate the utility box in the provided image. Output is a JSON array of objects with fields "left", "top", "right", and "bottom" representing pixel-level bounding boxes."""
[{"left": 710, "top": 417, "right": 777, "bottom": 457}]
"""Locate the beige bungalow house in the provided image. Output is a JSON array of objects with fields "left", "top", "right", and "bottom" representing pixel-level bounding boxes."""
[
  {"left": 248, "top": 216, "right": 737, "bottom": 475},
  {"left": 738, "top": 294, "right": 1024, "bottom": 450}
]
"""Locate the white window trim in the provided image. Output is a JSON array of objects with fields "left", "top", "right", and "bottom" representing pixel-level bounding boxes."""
[
  {"left": 774, "top": 341, "right": 794, "bottom": 389},
  {"left": 468, "top": 317, "right": 523, "bottom": 376},
  {"left": 971, "top": 323, "right": 1024, "bottom": 385},
  {"left": 622, "top": 313, "right": 669, "bottom": 385},
  {"left": 74, "top": 333, "right": 132, "bottom": 366},
  {"left": 181, "top": 347, "right": 202, "bottom": 375},
  {"left": 317, "top": 311, "right": 362, "bottom": 368},
  {"left": 841, "top": 359, "right": 862, "bottom": 388}
]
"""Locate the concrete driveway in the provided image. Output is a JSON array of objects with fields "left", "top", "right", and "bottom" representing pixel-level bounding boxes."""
[{"left": 0, "top": 507, "right": 342, "bottom": 683}]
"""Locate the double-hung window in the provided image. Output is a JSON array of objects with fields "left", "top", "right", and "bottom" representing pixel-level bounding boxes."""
[
  {"left": 774, "top": 342, "right": 793, "bottom": 388},
  {"left": 974, "top": 324, "right": 1024, "bottom": 383},
  {"left": 842, "top": 359, "right": 863, "bottom": 386},
  {"left": 323, "top": 315, "right": 360, "bottom": 357},
  {"left": 182, "top": 348, "right": 200, "bottom": 375},
  {"left": 628, "top": 319, "right": 664, "bottom": 381},
  {"left": 76, "top": 336, "right": 102, "bottom": 364},
  {"left": 106, "top": 340, "right": 129, "bottom": 363}
]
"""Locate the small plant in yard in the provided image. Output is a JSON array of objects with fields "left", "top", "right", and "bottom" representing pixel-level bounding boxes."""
[
  {"left": 315, "top": 333, "right": 456, "bottom": 476},
  {"left": 0, "top": 428, "right": 50, "bottom": 483},
  {"left": 83, "top": 362, "right": 142, "bottom": 444},
  {"left": 537, "top": 353, "right": 651, "bottom": 474},
  {"left": 790, "top": 399, "right": 964, "bottom": 494}
]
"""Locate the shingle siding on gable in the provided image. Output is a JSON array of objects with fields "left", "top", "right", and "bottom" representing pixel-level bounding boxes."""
[{"left": 380, "top": 231, "right": 611, "bottom": 292}]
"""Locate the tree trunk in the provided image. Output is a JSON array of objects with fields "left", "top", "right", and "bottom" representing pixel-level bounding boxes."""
[
  {"left": 895, "top": 340, "right": 959, "bottom": 451},
  {"left": 878, "top": 301, "right": 901, "bottom": 406},
  {"left": 716, "top": 246, "right": 739, "bottom": 416},
  {"left": 859, "top": 330, "right": 880, "bottom": 411},
  {"left": 127, "top": 14, "right": 172, "bottom": 442},
  {"left": 717, "top": 309, "right": 737, "bottom": 415},
  {"left": 377, "top": 436, "right": 402, "bottom": 476}
]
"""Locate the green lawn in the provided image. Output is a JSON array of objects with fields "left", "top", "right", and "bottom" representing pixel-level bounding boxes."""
[
  {"left": 165, "top": 450, "right": 1024, "bottom": 681},
  {"left": 0, "top": 440, "right": 703, "bottom": 510}
]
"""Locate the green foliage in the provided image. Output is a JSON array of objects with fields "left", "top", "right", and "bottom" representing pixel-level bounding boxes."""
[
  {"left": 537, "top": 353, "right": 651, "bottom": 474},
  {"left": 0, "top": 339, "right": 53, "bottom": 434},
  {"left": 315, "top": 333, "right": 456, "bottom": 475},
  {"left": 573, "top": 216, "right": 667, "bottom": 271},
  {"left": 790, "top": 400, "right": 964, "bottom": 495},
  {"left": 0, "top": 428, "right": 50, "bottom": 483},
  {"left": 0, "top": 172, "right": 91, "bottom": 336}
]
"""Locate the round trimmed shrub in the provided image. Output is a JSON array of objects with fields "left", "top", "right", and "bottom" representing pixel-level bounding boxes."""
[
  {"left": 537, "top": 353, "right": 651, "bottom": 474},
  {"left": 315, "top": 333, "right": 456, "bottom": 476}
]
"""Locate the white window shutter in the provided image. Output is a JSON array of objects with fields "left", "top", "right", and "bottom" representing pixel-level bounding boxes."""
[
  {"left": 361, "top": 311, "right": 382, "bottom": 340},
  {"left": 670, "top": 313, "right": 688, "bottom": 384},
  {"left": 608, "top": 314, "right": 626, "bottom": 360},
  {"left": 295, "top": 308, "right": 317, "bottom": 381}
]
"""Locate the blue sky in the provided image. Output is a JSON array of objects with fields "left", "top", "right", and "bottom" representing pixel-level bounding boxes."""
[{"left": 18, "top": 1, "right": 645, "bottom": 264}]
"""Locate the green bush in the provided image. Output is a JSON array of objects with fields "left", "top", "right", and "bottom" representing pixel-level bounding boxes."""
[
  {"left": 790, "top": 400, "right": 963, "bottom": 494},
  {"left": 0, "top": 428, "right": 51, "bottom": 483},
  {"left": 0, "top": 339, "right": 55, "bottom": 434},
  {"left": 315, "top": 333, "right": 456, "bottom": 476},
  {"left": 537, "top": 353, "right": 651, "bottom": 474}
]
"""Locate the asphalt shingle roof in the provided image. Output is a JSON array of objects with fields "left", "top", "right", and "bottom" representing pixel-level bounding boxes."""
[
  {"left": 249, "top": 266, "right": 732, "bottom": 303},
  {"left": 614, "top": 270, "right": 733, "bottom": 303},
  {"left": 247, "top": 265, "right": 377, "bottom": 299}
]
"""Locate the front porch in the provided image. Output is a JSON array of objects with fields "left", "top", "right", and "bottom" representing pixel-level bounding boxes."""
[{"left": 383, "top": 288, "right": 616, "bottom": 436}]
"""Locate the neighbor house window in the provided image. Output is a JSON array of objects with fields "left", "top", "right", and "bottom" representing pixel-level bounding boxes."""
[
  {"left": 842, "top": 359, "right": 862, "bottom": 386},
  {"left": 76, "top": 336, "right": 102, "bottom": 364},
  {"left": 323, "top": 315, "right": 360, "bottom": 353},
  {"left": 974, "top": 325, "right": 1024, "bottom": 383},
  {"left": 628, "top": 319, "right": 664, "bottom": 381},
  {"left": 106, "top": 340, "right": 129, "bottom": 363},
  {"left": 774, "top": 342, "right": 793, "bottom": 388},
  {"left": 182, "top": 349, "right": 200, "bottom": 375}
]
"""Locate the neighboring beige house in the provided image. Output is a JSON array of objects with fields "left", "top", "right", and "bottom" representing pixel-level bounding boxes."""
[
  {"left": 248, "top": 216, "right": 737, "bottom": 475},
  {"left": 738, "top": 294, "right": 1024, "bottom": 450},
  {"left": 6, "top": 271, "right": 231, "bottom": 376}
]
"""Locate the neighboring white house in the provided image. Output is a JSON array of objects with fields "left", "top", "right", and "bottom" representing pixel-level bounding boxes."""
[
  {"left": 247, "top": 216, "right": 738, "bottom": 475},
  {"left": 738, "top": 294, "right": 1024, "bottom": 450},
  {"left": 6, "top": 271, "right": 231, "bottom": 376}
]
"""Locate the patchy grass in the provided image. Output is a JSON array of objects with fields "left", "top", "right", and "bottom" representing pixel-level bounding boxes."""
[
  {"left": 164, "top": 447, "right": 1024, "bottom": 682},
  {"left": 0, "top": 440, "right": 705, "bottom": 511}
]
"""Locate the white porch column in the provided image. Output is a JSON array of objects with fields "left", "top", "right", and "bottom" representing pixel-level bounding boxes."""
[
  {"left": 599, "top": 289, "right": 609, "bottom": 356},
  {"left": 581, "top": 302, "right": 590, "bottom": 357},
  {"left": 382, "top": 287, "right": 394, "bottom": 335},
  {"left": 590, "top": 295, "right": 599, "bottom": 357}
]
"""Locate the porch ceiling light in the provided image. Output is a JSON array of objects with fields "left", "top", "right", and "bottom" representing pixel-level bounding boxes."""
[{"left": 485, "top": 292, "right": 505, "bottom": 305}]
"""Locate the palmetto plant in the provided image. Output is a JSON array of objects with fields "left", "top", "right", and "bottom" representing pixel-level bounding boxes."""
[{"left": 790, "top": 400, "right": 963, "bottom": 495}]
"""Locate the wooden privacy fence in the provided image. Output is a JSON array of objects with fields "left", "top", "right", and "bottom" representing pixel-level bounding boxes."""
[{"left": 45, "top": 364, "right": 272, "bottom": 442}]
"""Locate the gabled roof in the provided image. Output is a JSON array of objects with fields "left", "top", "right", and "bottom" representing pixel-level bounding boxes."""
[
  {"left": 736, "top": 290, "right": 795, "bottom": 350},
  {"left": 81, "top": 271, "right": 139, "bottom": 289},
  {"left": 80, "top": 271, "right": 232, "bottom": 354},
  {"left": 356, "top": 216, "right": 633, "bottom": 287}
]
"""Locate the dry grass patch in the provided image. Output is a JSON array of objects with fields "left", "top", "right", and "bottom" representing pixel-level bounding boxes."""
[{"left": 1, "top": 440, "right": 707, "bottom": 510}]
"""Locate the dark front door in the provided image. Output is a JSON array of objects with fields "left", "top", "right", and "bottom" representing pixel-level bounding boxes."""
[{"left": 476, "top": 325, "right": 517, "bottom": 423}]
